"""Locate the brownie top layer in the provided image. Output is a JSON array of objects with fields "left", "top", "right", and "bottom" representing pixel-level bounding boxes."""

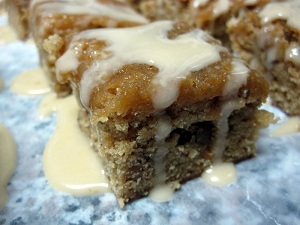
[{"left": 56, "top": 21, "right": 269, "bottom": 118}]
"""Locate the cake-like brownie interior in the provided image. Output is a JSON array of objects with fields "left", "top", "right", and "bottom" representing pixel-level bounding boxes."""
[{"left": 56, "top": 21, "right": 273, "bottom": 206}]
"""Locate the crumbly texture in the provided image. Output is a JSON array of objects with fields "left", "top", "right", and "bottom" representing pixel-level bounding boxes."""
[
  {"left": 58, "top": 23, "right": 273, "bottom": 206},
  {"left": 227, "top": 6, "right": 300, "bottom": 116},
  {"left": 4, "top": 0, "right": 30, "bottom": 39},
  {"left": 77, "top": 84, "right": 272, "bottom": 206},
  {"left": 87, "top": 100, "right": 271, "bottom": 206}
]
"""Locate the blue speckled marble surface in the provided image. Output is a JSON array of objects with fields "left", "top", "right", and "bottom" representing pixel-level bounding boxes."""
[{"left": 1, "top": 15, "right": 300, "bottom": 225}]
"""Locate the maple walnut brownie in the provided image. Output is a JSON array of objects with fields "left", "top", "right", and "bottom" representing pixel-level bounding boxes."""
[
  {"left": 29, "top": 0, "right": 148, "bottom": 96},
  {"left": 227, "top": 0, "right": 300, "bottom": 116},
  {"left": 56, "top": 21, "right": 273, "bottom": 206}
]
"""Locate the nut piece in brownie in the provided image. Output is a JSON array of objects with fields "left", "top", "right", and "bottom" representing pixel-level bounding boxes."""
[
  {"left": 56, "top": 21, "right": 273, "bottom": 206},
  {"left": 29, "top": 0, "right": 148, "bottom": 96},
  {"left": 227, "top": 0, "right": 300, "bottom": 116}
]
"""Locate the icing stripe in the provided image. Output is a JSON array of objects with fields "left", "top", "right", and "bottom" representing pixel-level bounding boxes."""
[{"left": 57, "top": 21, "right": 223, "bottom": 110}]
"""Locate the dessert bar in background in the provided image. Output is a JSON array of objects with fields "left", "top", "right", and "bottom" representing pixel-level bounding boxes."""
[
  {"left": 4, "top": 0, "right": 148, "bottom": 95},
  {"left": 29, "top": 0, "right": 148, "bottom": 96},
  {"left": 56, "top": 21, "right": 273, "bottom": 206},
  {"left": 5, "top": 0, "right": 273, "bottom": 45},
  {"left": 227, "top": 0, "right": 300, "bottom": 116}
]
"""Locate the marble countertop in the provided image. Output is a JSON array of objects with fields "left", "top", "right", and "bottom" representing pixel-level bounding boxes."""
[{"left": 1, "top": 16, "right": 300, "bottom": 225}]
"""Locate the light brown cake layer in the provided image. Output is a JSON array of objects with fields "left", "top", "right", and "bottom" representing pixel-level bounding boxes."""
[
  {"left": 87, "top": 100, "right": 271, "bottom": 206},
  {"left": 78, "top": 88, "right": 272, "bottom": 206},
  {"left": 57, "top": 22, "right": 273, "bottom": 206},
  {"left": 227, "top": 0, "right": 300, "bottom": 116}
]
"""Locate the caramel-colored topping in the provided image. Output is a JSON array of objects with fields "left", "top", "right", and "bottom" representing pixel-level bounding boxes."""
[{"left": 57, "top": 21, "right": 268, "bottom": 120}]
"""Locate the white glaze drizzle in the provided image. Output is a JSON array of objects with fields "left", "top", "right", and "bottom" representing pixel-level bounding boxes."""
[
  {"left": 223, "top": 58, "right": 249, "bottom": 98},
  {"left": 57, "top": 21, "right": 223, "bottom": 110},
  {"left": 0, "top": 25, "right": 18, "bottom": 44},
  {"left": 213, "top": 0, "right": 231, "bottom": 17},
  {"left": 213, "top": 59, "right": 249, "bottom": 161},
  {"left": 213, "top": 100, "right": 238, "bottom": 162},
  {"left": 155, "top": 116, "right": 173, "bottom": 142},
  {"left": 41, "top": 94, "right": 110, "bottom": 195},
  {"left": 153, "top": 116, "right": 172, "bottom": 183},
  {"left": 192, "top": 0, "right": 232, "bottom": 13},
  {"left": 270, "top": 117, "right": 300, "bottom": 137},
  {"left": 148, "top": 183, "right": 175, "bottom": 202},
  {"left": 285, "top": 43, "right": 300, "bottom": 66},
  {"left": 149, "top": 116, "right": 174, "bottom": 202},
  {"left": 10, "top": 68, "right": 51, "bottom": 96},
  {"left": 202, "top": 162, "right": 237, "bottom": 187},
  {"left": 38, "top": 92, "right": 59, "bottom": 119},
  {"left": 244, "top": 0, "right": 258, "bottom": 6},
  {"left": 191, "top": 0, "right": 210, "bottom": 8},
  {"left": 190, "top": 0, "right": 232, "bottom": 20},
  {"left": 256, "top": 25, "right": 274, "bottom": 49},
  {"left": 0, "top": 124, "right": 17, "bottom": 210},
  {"left": 259, "top": 0, "right": 300, "bottom": 30},
  {"left": 56, "top": 50, "right": 79, "bottom": 76},
  {"left": 202, "top": 59, "right": 249, "bottom": 187}
]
